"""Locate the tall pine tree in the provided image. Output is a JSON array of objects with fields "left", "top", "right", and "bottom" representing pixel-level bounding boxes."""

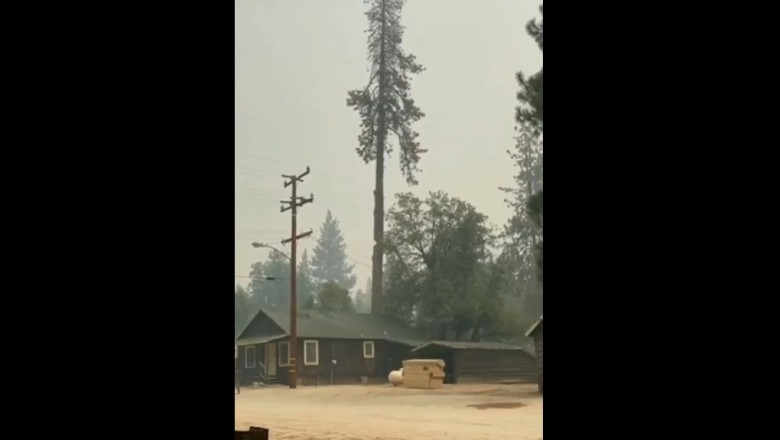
[
  {"left": 500, "top": 121, "right": 542, "bottom": 313},
  {"left": 497, "top": 4, "right": 543, "bottom": 330},
  {"left": 347, "top": 0, "right": 425, "bottom": 315},
  {"left": 311, "top": 210, "right": 357, "bottom": 290},
  {"left": 516, "top": 4, "right": 543, "bottom": 290},
  {"left": 516, "top": 4, "right": 543, "bottom": 132}
]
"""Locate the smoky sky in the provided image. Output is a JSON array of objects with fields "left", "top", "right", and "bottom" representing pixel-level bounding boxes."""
[{"left": 235, "top": 0, "right": 543, "bottom": 289}]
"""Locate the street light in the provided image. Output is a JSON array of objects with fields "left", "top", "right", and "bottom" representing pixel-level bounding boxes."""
[{"left": 251, "top": 242, "right": 291, "bottom": 260}]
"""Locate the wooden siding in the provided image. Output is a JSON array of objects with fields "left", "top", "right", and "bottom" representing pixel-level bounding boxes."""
[
  {"left": 272, "top": 339, "right": 412, "bottom": 386},
  {"left": 236, "top": 343, "right": 267, "bottom": 384},
  {"left": 533, "top": 327, "right": 542, "bottom": 375},
  {"left": 453, "top": 349, "right": 538, "bottom": 384},
  {"left": 236, "top": 310, "right": 421, "bottom": 386}
]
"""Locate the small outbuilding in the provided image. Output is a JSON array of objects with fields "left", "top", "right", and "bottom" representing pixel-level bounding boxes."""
[
  {"left": 409, "top": 341, "right": 537, "bottom": 385},
  {"left": 525, "top": 316, "right": 543, "bottom": 394}
]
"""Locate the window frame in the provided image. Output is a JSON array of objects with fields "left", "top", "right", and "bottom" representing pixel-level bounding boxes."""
[
  {"left": 303, "top": 340, "right": 319, "bottom": 366},
  {"left": 363, "top": 341, "right": 375, "bottom": 359},
  {"left": 244, "top": 346, "right": 256, "bottom": 369},
  {"left": 278, "top": 341, "right": 291, "bottom": 366}
]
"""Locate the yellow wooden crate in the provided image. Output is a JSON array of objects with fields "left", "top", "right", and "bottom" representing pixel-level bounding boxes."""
[{"left": 402, "top": 359, "right": 446, "bottom": 389}]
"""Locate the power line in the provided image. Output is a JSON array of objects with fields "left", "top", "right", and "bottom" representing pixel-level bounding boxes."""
[
  {"left": 236, "top": 154, "right": 370, "bottom": 193},
  {"left": 346, "top": 255, "right": 372, "bottom": 270},
  {"left": 237, "top": 174, "right": 372, "bottom": 216},
  {"left": 236, "top": 237, "right": 284, "bottom": 241},
  {"left": 234, "top": 275, "right": 286, "bottom": 280},
  {"left": 236, "top": 229, "right": 287, "bottom": 233},
  {"left": 236, "top": 190, "right": 369, "bottom": 226},
  {"left": 236, "top": 52, "right": 365, "bottom": 130},
  {"left": 236, "top": 176, "right": 369, "bottom": 208}
]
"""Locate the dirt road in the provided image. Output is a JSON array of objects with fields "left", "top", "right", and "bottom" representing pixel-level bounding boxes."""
[{"left": 235, "top": 383, "right": 542, "bottom": 440}]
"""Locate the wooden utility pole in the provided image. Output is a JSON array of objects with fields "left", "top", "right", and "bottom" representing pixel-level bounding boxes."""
[{"left": 280, "top": 166, "right": 313, "bottom": 389}]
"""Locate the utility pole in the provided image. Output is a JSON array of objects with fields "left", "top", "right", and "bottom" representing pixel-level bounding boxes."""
[{"left": 280, "top": 166, "right": 313, "bottom": 389}]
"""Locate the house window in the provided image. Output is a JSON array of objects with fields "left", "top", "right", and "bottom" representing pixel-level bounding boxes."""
[
  {"left": 245, "top": 346, "right": 256, "bottom": 369},
  {"left": 278, "top": 341, "right": 290, "bottom": 366},
  {"left": 304, "top": 340, "right": 319, "bottom": 365},
  {"left": 363, "top": 341, "right": 375, "bottom": 359}
]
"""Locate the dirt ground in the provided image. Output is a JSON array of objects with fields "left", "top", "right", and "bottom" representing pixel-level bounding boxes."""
[{"left": 235, "top": 383, "right": 542, "bottom": 440}]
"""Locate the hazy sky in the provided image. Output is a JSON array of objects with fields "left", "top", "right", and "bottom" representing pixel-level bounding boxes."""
[{"left": 235, "top": 0, "right": 543, "bottom": 289}]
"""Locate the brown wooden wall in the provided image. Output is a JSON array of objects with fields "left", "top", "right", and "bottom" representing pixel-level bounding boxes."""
[
  {"left": 237, "top": 343, "right": 267, "bottom": 384},
  {"left": 533, "top": 327, "right": 543, "bottom": 376},
  {"left": 274, "top": 339, "right": 413, "bottom": 386},
  {"left": 453, "top": 349, "right": 538, "bottom": 384},
  {"left": 236, "top": 338, "right": 414, "bottom": 386}
]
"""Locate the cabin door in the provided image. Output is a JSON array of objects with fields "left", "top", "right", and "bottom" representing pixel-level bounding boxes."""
[{"left": 266, "top": 343, "right": 277, "bottom": 377}]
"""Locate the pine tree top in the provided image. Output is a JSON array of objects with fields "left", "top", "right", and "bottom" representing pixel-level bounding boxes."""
[{"left": 311, "top": 210, "right": 356, "bottom": 290}]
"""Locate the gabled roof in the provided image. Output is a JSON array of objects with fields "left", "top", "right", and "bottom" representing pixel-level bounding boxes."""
[
  {"left": 525, "top": 316, "right": 543, "bottom": 337},
  {"left": 411, "top": 340, "right": 526, "bottom": 352},
  {"left": 235, "top": 334, "right": 286, "bottom": 347},
  {"left": 236, "top": 307, "right": 425, "bottom": 344}
]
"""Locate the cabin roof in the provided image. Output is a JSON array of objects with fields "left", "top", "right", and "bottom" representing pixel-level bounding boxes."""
[
  {"left": 236, "top": 307, "right": 425, "bottom": 343},
  {"left": 411, "top": 340, "right": 525, "bottom": 352},
  {"left": 235, "top": 334, "right": 286, "bottom": 346},
  {"left": 403, "top": 359, "right": 446, "bottom": 367},
  {"left": 525, "top": 316, "right": 543, "bottom": 337}
]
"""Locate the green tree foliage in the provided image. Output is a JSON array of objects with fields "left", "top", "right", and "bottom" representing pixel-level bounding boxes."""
[
  {"left": 309, "top": 281, "right": 356, "bottom": 312},
  {"left": 511, "top": 3, "right": 543, "bottom": 307},
  {"left": 248, "top": 249, "right": 316, "bottom": 310},
  {"left": 297, "top": 250, "right": 316, "bottom": 307},
  {"left": 527, "top": 191, "right": 543, "bottom": 285},
  {"left": 347, "top": 0, "right": 425, "bottom": 314},
  {"left": 235, "top": 284, "right": 252, "bottom": 336},
  {"left": 248, "top": 251, "right": 290, "bottom": 308},
  {"left": 523, "top": 5, "right": 543, "bottom": 289},
  {"left": 354, "top": 277, "right": 372, "bottom": 313},
  {"left": 465, "top": 256, "right": 527, "bottom": 341},
  {"left": 310, "top": 210, "right": 356, "bottom": 290},
  {"left": 500, "top": 122, "right": 542, "bottom": 321},
  {"left": 516, "top": 4, "right": 543, "bottom": 132},
  {"left": 383, "top": 191, "right": 513, "bottom": 340}
]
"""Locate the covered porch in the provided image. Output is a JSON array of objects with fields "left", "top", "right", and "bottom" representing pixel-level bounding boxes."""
[{"left": 236, "top": 334, "right": 286, "bottom": 385}]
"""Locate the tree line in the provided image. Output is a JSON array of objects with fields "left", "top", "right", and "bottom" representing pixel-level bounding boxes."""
[{"left": 235, "top": 210, "right": 364, "bottom": 335}]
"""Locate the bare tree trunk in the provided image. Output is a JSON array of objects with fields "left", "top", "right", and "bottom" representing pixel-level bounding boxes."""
[{"left": 371, "top": 147, "right": 384, "bottom": 315}]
